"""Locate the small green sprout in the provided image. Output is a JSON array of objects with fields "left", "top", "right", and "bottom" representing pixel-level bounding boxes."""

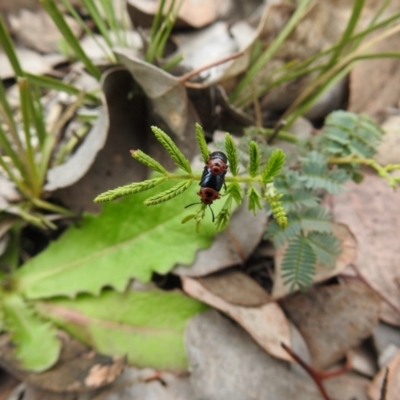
[{"left": 94, "top": 124, "right": 287, "bottom": 231}]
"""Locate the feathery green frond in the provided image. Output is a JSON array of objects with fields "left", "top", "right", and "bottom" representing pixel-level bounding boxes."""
[
  {"left": 299, "top": 206, "right": 333, "bottom": 233},
  {"left": 144, "top": 180, "right": 192, "bottom": 206},
  {"left": 319, "top": 111, "right": 384, "bottom": 158},
  {"left": 131, "top": 149, "right": 168, "bottom": 175},
  {"left": 280, "top": 189, "right": 319, "bottom": 211},
  {"left": 281, "top": 234, "right": 316, "bottom": 292},
  {"left": 248, "top": 141, "right": 261, "bottom": 177},
  {"left": 94, "top": 177, "right": 167, "bottom": 202},
  {"left": 300, "top": 151, "right": 348, "bottom": 194},
  {"left": 151, "top": 126, "right": 192, "bottom": 173},
  {"left": 226, "top": 182, "right": 242, "bottom": 205},
  {"left": 215, "top": 207, "right": 231, "bottom": 231},
  {"left": 247, "top": 185, "right": 262, "bottom": 215},
  {"left": 195, "top": 123, "right": 210, "bottom": 164},
  {"left": 266, "top": 218, "right": 302, "bottom": 247},
  {"left": 261, "top": 149, "right": 286, "bottom": 183},
  {"left": 307, "top": 231, "right": 341, "bottom": 268},
  {"left": 214, "top": 193, "right": 235, "bottom": 230},
  {"left": 224, "top": 134, "right": 239, "bottom": 176}
]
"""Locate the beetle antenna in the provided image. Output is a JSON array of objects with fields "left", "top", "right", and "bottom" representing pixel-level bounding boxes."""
[
  {"left": 184, "top": 202, "right": 201, "bottom": 209},
  {"left": 208, "top": 205, "right": 215, "bottom": 222}
]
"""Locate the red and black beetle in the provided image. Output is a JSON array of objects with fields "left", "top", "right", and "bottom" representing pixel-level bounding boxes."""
[
  {"left": 185, "top": 151, "right": 228, "bottom": 221},
  {"left": 206, "top": 151, "right": 228, "bottom": 176}
]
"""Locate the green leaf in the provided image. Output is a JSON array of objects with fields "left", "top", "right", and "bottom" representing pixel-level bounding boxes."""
[
  {"left": 261, "top": 149, "right": 286, "bottom": 183},
  {"left": 151, "top": 126, "right": 192, "bottom": 173},
  {"left": 2, "top": 294, "right": 61, "bottom": 371},
  {"left": 195, "top": 123, "right": 210, "bottom": 164},
  {"left": 280, "top": 189, "right": 318, "bottom": 212},
  {"left": 131, "top": 149, "right": 168, "bottom": 175},
  {"left": 226, "top": 182, "right": 242, "bottom": 205},
  {"left": 224, "top": 133, "right": 239, "bottom": 176},
  {"left": 144, "top": 180, "right": 192, "bottom": 205},
  {"left": 214, "top": 195, "right": 234, "bottom": 231},
  {"left": 281, "top": 234, "right": 316, "bottom": 291},
  {"left": 266, "top": 218, "right": 302, "bottom": 247},
  {"left": 94, "top": 177, "right": 167, "bottom": 202},
  {"left": 15, "top": 180, "right": 220, "bottom": 299},
  {"left": 248, "top": 141, "right": 261, "bottom": 177},
  {"left": 247, "top": 185, "right": 262, "bottom": 215},
  {"left": 320, "top": 111, "right": 384, "bottom": 158},
  {"left": 36, "top": 289, "right": 208, "bottom": 370},
  {"left": 307, "top": 231, "right": 341, "bottom": 268},
  {"left": 299, "top": 206, "right": 333, "bottom": 233},
  {"left": 300, "top": 151, "right": 348, "bottom": 194}
]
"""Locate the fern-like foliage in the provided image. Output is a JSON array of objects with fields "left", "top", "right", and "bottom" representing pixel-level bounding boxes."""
[
  {"left": 248, "top": 141, "right": 261, "bottom": 177},
  {"left": 246, "top": 110, "right": 395, "bottom": 291},
  {"left": 318, "top": 111, "right": 384, "bottom": 159},
  {"left": 95, "top": 125, "right": 287, "bottom": 232},
  {"left": 262, "top": 149, "right": 286, "bottom": 183},
  {"left": 300, "top": 151, "right": 349, "bottom": 194},
  {"left": 144, "top": 180, "right": 192, "bottom": 205},
  {"left": 281, "top": 235, "right": 316, "bottom": 291},
  {"left": 151, "top": 126, "right": 192, "bottom": 173},
  {"left": 306, "top": 231, "right": 341, "bottom": 268},
  {"left": 195, "top": 123, "right": 210, "bottom": 164},
  {"left": 225, "top": 134, "right": 239, "bottom": 176}
]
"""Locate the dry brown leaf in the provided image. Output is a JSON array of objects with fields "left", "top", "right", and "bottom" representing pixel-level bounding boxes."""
[
  {"left": 182, "top": 276, "right": 292, "bottom": 362},
  {"left": 347, "top": 345, "right": 378, "bottom": 378},
  {"left": 8, "top": 385, "right": 75, "bottom": 400},
  {"left": 53, "top": 68, "right": 148, "bottom": 213},
  {"left": 368, "top": 350, "right": 400, "bottom": 400},
  {"left": 280, "top": 281, "right": 381, "bottom": 369},
  {"left": 115, "top": 49, "right": 189, "bottom": 138},
  {"left": 174, "top": 204, "right": 267, "bottom": 277},
  {"left": 185, "top": 310, "right": 322, "bottom": 400},
  {"left": 0, "top": 48, "right": 65, "bottom": 79},
  {"left": 0, "top": 370, "right": 18, "bottom": 400},
  {"left": 172, "top": 21, "right": 242, "bottom": 86},
  {"left": 349, "top": 31, "right": 400, "bottom": 121},
  {"left": 89, "top": 367, "right": 193, "bottom": 400},
  {"left": 323, "top": 372, "right": 370, "bottom": 400},
  {"left": 375, "top": 115, "right": 400, "bottom": 165},
  {"left": 272, "top": 223, "right": 357, "bottom": 298},
  {"left": 198, "top": 270, "right": 271, "bottom": 307},
  {"left": 127, "top": 0, "right": 231, "bottom": 28},
  {"left": 0, "top": 332, "right": 125, "bottom": 393},
  {"left": 330, "top": 171, "right": 400, "bottom": 325},
  {"left": 373, "top": 322, "right": 400, "bottom": 359},
  {"left": 44, "top": 108, "right": 108, "bottom": 191},
  {"left": 8, "top": 8, "right": 81, "bottom": 53},
  {"left": 171, "top": 5, "right": 275, "bottom": 88}
]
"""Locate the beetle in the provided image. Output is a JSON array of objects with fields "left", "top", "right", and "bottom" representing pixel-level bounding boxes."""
[
  {"left": 206, "top": 151, "right": 228, "bottom": 176},
  {"left": 185, "top": 151, "right": 228, "bottom": 222}
]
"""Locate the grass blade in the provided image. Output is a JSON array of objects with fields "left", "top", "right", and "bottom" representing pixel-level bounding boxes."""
[
  {"left": 40, "top": 0, "right": 101, "bottom": 80},
  {"left": 0, "top": 16, "right": 24, "bottom": 77}
]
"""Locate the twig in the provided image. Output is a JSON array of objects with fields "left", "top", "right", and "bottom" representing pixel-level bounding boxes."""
[
  {"left": 92, "top": 371, "right": 168, "bottom": 400},
  {"left": 379, "top": 367, "right": 389, "bottom": 400},
  {"left": 267, "top": 120, "right": 287, "bottom": 144},
  {"left": 180, "top": 51, "right": 244, "bottom": 86},
  {"left": 343, "top": 264, "right": 400, "bottom": 317},
  {"left": 281, "top": 342, "right": 350, "bottom": 400},
  {"left": 252, "top": 83, "right": 262, "bottom": 128}
]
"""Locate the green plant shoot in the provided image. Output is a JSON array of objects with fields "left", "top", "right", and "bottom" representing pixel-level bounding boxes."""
[{"left": 94, "top": 124, "right": 288, "bottom": 232}]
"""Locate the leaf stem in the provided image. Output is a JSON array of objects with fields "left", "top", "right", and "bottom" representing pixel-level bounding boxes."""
[{"left": 328, "top": 156, "right": 400, "bottom": 187}]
